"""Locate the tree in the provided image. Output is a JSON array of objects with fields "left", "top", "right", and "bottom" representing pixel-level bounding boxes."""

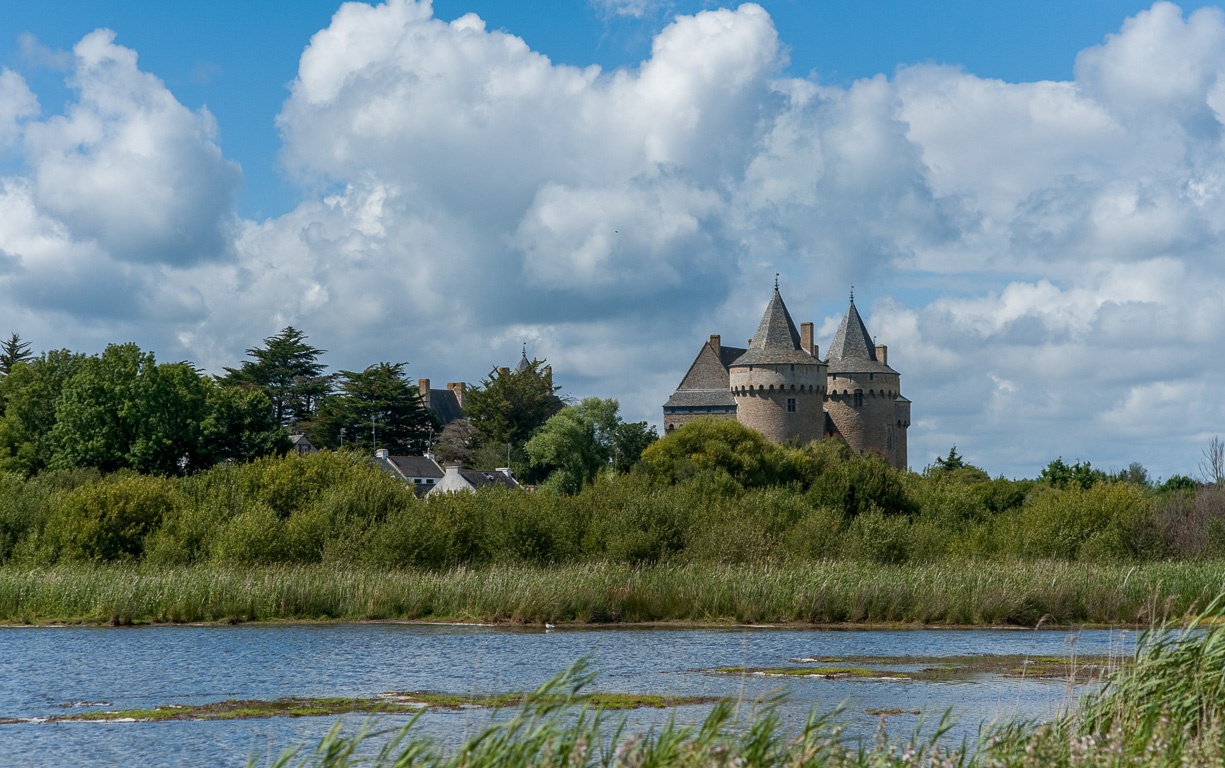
[
  {"left": 1040, "top": 457, "right": 1107, "bottom": 490},
  {"left": 612, "top": 420, "right": 658, "bottom": 471},
  {"left": 464, "top": 359, "right": 563, "bottom": 446},
  {"left": 639, "top": 417, "right": 793, "bottom": 488},
  {"left": 49, "top": 344, "right": 209, "bottom": 476},
  {"left": 196, "top": 383, "right": 292, "bottom": 466},
  {"left": 0, "top": 333, "right": 33, "bottom": 376},
  {"left": 223, "top": 327, "right": 330, "bottom": 427},
  {"left": 434, "top": 418, "right": 478, "bottom": 465},
  {"left": 0, "top": 349, "right": 86, "bottom": 475},
  {"left": 933, "top": 446, "right": 965, "bottom": 472},
  {"left": 526, "top": 398, "right": 622, "bottom": 494},
  {"left": 309, "top": 362, "right": 436, "bottom": 454},
  {"left": 1201, "top": 436, "right": 1224, "bottom": 487}
]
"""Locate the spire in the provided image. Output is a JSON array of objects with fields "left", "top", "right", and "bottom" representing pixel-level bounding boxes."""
[
  {"left": 826, "top": 292, "right": 880, "bottom": 367},
  {"left": 514, "top": 343, "right": 531, "bottom": 374},
  {"left": 730, "top": 284, "right": 813, "bottom": 366}
]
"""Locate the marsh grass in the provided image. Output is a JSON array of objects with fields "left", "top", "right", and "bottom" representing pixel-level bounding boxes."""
[
  {"left": 2, "top": 559, "right": 1224, "bottom": 626},
  {"left": 246, "top": 598, "right": 1225, "bottom": 767}
]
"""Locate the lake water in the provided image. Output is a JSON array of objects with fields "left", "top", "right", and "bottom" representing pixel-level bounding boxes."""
[{"left": 0, "top": 623, "right": 1136, "bottom": 767}]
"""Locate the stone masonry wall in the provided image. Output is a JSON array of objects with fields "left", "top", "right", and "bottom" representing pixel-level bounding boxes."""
[{"left": 825, "top": 371, "right": 902, "bottom": 468}]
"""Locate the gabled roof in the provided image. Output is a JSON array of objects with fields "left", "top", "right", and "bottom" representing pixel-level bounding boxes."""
[
  {"left": 825, "top": 296, "right": 896, "bottom": 374},
  {"left": 388, "top": 455, "right": 444, "bottom": 479},
  {"left": 731, "top": 288, "right": 817, "bottom": 366},
  {"left": 427, "top": 389, "right": 464, "bottom": 425},
  {"left": 513, "top": 351, "right": 531, "bottom": 374},
  {"left": 459, "top": 468, "right": 517, "bottom": 489},
  {"left": 675, "top": 341, "right": 745, "bottom": 392}
]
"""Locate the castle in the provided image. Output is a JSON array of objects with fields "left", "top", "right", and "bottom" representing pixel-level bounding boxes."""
[{"left": 662, "top": 286, "right": 911, "bottom": 470}]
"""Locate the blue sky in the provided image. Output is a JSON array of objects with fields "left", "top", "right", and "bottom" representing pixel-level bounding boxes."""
[{"left": 1, "top": 0, "right": 1224, "bottom": 479}]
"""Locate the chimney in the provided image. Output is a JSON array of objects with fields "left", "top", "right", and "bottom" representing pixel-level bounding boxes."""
[
  {"left": 709, "top": 334, "right": 721, "bottom": 355},
  {"left": 800, "top": 323, "right": 814, "bottom": 356},
  {"left": 447, "top": 381, "right": 465, "bottom": 407},
  {"left": 499, "top": 367, "right": 510, "bottom": 376},
  {"left": 813, "top": 344, "right": 820, "bottom": 361},
  {"left": 544, "top": 365, "right": 553, "bottom": 388},
  {"left": 417, "top": 379, "right": 431, "bottom": 409},
  {"left": 375, "top": 448, "right": 389, "bottom": 460},
  {"left": 875, "top": 345, "right": 888, "bottom": 365}
]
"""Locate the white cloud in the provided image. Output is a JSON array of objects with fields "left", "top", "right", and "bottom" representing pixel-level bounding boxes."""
[
  {"left": 0, "top": 69, "right": 38, "bottom": 148},
  {"left": 22, "top": 30, "right": 241, "bottom": 266}
]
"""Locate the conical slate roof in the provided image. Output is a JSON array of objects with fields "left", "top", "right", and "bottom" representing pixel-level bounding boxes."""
[
  {"left": 825, "top": 295, "right": 895, "bottom": 373},
  {"left": 731, "top": 288, "right": 817, "bottom": 366},
  {"left": 516, "top": 345, "right": 536, "bottom": 374}
]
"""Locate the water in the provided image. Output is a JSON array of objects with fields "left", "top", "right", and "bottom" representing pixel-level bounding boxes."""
[{"left": 0, "top": 623, "right": 1136, "bottom": 767}]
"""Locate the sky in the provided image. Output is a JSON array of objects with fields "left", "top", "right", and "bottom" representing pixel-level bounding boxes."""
[{"left": 1, "top": 0, "right": 1223, "bottom": 480}]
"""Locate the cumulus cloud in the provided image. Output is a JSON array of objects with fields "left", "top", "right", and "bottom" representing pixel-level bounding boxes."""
[
  {"left": 22, "top": 30, "right": 241, "bottom": 266},
  {"left": 5, "top": 1, "right": 1225, "bottom": 479}
]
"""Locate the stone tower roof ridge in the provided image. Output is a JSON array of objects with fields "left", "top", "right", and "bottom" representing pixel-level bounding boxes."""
[
  {"left": 825, "top": 294, "right": 896, "bottom": 373},
  {"left": 731, "top": 287, "right": 818, "bottom": 366}
]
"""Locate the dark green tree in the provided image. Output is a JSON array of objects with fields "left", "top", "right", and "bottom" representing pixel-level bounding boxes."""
[
  {"left": 0, "top": 349, "right": 85, "bottom": 475},
  {"left": 223, "top": 327, "right": 330, "bottom": 427},
  {"left": 1041, "top": 456, "right": 1107, "bottom": 490},
  {"left": 196, "top": 383, "right": 292, "bottom": 467},
  {"left": 933, "top": 446, "right": 966, "bottom": 472},
  {"left": 464, "top": 359, "right": 563, "bottom": 446},
  {"left": 0, "top": 333, "right": 33, "bottom": 376},
  {"left": 309, "top": 362, "right": 436, "bottom": 454},
  {"left": 49, "top": 344, "right": 210, "bottom": 476},
  {"left": 612, "top": 420, "right": 658, "bottom": 471}
]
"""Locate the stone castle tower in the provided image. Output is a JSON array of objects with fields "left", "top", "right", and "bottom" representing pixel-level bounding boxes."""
[
  {"left": 663, "top": 287, "right": 910, "bottom": 470},
  {"left": 728, "top": 286, "right": 827, "bottom": 443}
]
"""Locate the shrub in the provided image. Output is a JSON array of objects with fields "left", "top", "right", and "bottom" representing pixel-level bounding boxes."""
[{"left": 39, "top": 472, "right": 176, "bottom": 562}]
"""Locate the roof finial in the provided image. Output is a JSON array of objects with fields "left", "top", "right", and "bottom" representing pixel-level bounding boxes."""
[
  {"left": 850, "top": 286, "right": 855, "bottom": 303},
  {"left": 522, "top": 341, "right": 527, "bottom": 356},
  {"left": 774, "top": 273, "right": 779, "bottom": 291}
]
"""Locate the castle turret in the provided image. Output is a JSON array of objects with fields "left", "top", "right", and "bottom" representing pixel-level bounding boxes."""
[
  {"left": 728, "top": 286, "right": 827, "bottom": 443},
  {"left": 824, "top": 292, "right": 907, "bottom": 469}
]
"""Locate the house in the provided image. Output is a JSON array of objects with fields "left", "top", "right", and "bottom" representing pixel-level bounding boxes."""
[
  {"left": 289, "top": 434, "right": 317, "bottom": 455},
  {"left": 373, "top": 450, "right": 518, "bottom": 497},
  {"left": 374, "top": 449, "right": 444, "bottom": 496},
  {"left": 426, "top": 463, "right": 518, "bottom": 496}
]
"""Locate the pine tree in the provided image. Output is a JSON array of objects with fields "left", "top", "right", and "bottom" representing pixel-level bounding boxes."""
[
  {"left": 222, "top": 327, "right": 330, "bottom": 427},
  {"left": 0, "top": 333, "right": 33, "bottom": 375}
]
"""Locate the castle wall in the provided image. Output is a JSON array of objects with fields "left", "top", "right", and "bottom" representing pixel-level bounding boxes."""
[
  {"left": 663, "top": 408, "right": 737, "bottom": 434},
  {"left": 825, "top": 371, "right": 904, "bottom": 468}
]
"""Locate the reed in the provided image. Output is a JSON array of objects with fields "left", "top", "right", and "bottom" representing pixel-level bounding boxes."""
[
  {"left": 3, "top": 559, "right": 1224, "bottom": 626},
  {"left": 249, "top": 596, "right": 1225, "bottom": 767}
]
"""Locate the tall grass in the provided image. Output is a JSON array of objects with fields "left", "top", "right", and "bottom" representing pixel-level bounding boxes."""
[
  {"left": 3, "top": 559, "right": 1224, "bottom": 625},
  {"left": 251, "top": 596, "right": 1225, "bottom": 767}
]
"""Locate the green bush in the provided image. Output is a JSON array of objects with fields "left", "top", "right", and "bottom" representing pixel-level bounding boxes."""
[{"left": 39, "top": 472, "right": 176, "bottom": 562}]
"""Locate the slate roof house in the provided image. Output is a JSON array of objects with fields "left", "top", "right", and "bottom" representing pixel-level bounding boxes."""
[
  {"left": 373, "top": 449, "right": 517, "bottom": 497},
  {"left": 663, "top": 286, "right": 910, "bottom": 470}
]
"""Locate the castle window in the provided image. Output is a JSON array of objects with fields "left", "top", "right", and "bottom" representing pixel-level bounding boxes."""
[
  {"left": 787, "top": 398, "right": 796, "bottom": 412},
  {"left": 869, "top": 373, "right": 874, "bottom": 381},
  {"left": 790, "top": 364, "right": 795, "bottom": 371},
  {"left": 853, "top": 390, "right": 864, "bottom": 408}
]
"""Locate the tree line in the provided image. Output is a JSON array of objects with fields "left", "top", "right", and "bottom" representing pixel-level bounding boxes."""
[{"left": 0, "top": 328, "right": 658, "bottom": 487}]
